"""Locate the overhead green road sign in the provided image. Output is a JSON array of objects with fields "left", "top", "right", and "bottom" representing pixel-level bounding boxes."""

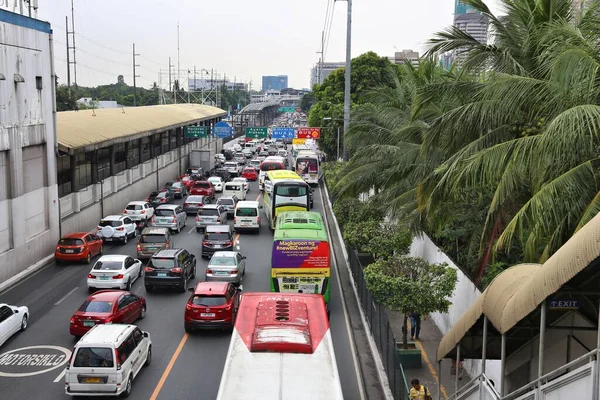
[
  {"left": 184, "top": 126, "right": 207, "bottom": 138},
  {"left": 278, "top": 107, "right": 296, "bottom": 113},
  {"left": 245, "top": 126, "right": 268, "bottom": 139}
]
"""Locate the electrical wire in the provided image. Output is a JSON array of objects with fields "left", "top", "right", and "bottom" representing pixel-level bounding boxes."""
[{"left": 323, "top": 0, "right": 337, "bottom": 60}]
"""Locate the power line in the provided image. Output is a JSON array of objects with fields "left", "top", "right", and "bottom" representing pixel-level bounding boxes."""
[{"left": 323, "top": 1, "right": 337, "bottom": 60}]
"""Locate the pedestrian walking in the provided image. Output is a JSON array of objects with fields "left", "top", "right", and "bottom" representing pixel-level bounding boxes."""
[
  {"left": 410, "top": 312, "right": 421, "bottom": 340},
  {"left": 410, "top": 378, "right": 432, "bottom": 400}
]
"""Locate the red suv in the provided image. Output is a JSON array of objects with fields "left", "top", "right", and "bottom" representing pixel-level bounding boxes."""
[
  {"left": 69, "top": 290, "right": 146, "bottom": 338},
  {"left": 184, "top": 282, "right": 241, "bottom": 332},
  {"left": 242, "top": 167, "right": 258, "bottom": 181},
  {"left": 190, "top": 181, "right": 215, "bottom": 202}
]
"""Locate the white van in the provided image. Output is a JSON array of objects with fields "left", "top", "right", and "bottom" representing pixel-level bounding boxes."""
[
  {"left": 65, "top": 324, "right": 152, "bottom": 397},
  {"left": 223, "top": 181, "right": 246, "bottom": 200},
  {"left": 234, "top": 201, "right": 261, "bottom": 232},
  {"left": 244, "top": 141, "right": 257, "bottom": 153}
]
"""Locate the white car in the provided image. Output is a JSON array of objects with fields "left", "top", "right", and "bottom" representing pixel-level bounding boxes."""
[
  {"left": 207, "top": 176, "right": 224, "bottom": 192},
  {"left": 87, "top": 255, "right": 143, "bottom": 291},
  {"left": 0, "top": 304, "right": 28, "bottom": 347},
  {"left": 232, "top": 177, "right": 249, "bottom": 192},
  {"left": 123, "top": 201, "right": 154, "bottom": 222},
  {"left": 96, "top": 215, "right": 137, "bottom": 244},
  {"left": 224, "top": 161, "right": 242, "bottom": 177},
  {"left": 233, "top": 144, "right": 242, "bottom": 152}
]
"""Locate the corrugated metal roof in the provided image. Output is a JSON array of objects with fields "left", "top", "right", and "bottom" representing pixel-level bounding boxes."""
[
  {"left": 437, "top": 211, "right": 600, "bottom": 361},
  {"left": 57, "top": 103, "right": 226, "bottom": 153}
]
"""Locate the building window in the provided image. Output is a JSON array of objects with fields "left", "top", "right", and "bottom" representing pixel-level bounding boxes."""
[
  {"left": 161, "top": 132, "right": 170, "bottom": 153},
  {"left": 57, "top": 155, "right": 72, "bottom": 197},
  {"left": 96, "top": 148, "right": 111, "bottom": 181},
  {"left": 114, "top": 143, "right": 126, "bottom": 174},
  {"left": 141, "top": 137, "right": 150, "bottom": 162},
  {"left": 127, "top": 139, "right": 140, "bottom": 168},
  {"left": 153, "top": 134, "right": 162, "bottom": 157},
  {"left": 75, "top": 152, "right": 92, "bottom": 188},
  {"left": 169, "top": 130, "right": 177, "bottom": 150}
]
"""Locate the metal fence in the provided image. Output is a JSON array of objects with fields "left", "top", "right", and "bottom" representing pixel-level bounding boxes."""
[{"left": 346, "top": 244, "right": 411, "bottom": 400}]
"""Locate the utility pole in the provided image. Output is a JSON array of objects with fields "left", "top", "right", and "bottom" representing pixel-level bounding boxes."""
[
  {"left": 342, "top": 0, "right": 352, "bottom": 161},
  {"left": 133, "top": 43, "right": 140, "bottom": 106},
  {"left": 317, "top": 30, "right": 324, "bottom": 84},
  {"left": 70, "top": 0, "right": 77, "bottom": 86},
  {"left": 65, "top": 16, "right": 71, "bottom": 92},
  {"left": 177, "top": 22, "right": 180, "bottom": 104}
]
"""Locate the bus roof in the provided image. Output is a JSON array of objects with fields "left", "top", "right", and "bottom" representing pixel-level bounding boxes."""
[
  {"left": 274, "top": 211, "right": 328, "bottom": 241},
  {"left": 265, "top": 170, "right": 305, "bottom": 182},
  {"left": 216, "top": 293, "right": 343, "bottom": 400}
]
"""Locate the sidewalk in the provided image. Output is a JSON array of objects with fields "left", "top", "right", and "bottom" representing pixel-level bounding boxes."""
[{"left": 387, "top": 309, "right": 469, "bottom": 399}]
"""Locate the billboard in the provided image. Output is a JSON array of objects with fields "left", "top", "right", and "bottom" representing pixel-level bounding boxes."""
[
  {"left": 272, "top": 240, "right": 330, "bottom": 268},
  {"left": 296, "top": 127, "right": 321, "bottom": 139}
]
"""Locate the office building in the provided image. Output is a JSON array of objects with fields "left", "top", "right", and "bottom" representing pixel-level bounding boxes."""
[
  {"left": 453, "top": 10, "right": 488, "bottom": 66},
  {"left": 262, "top": 75, "right": 288, "bottom": 91},
  {"left": 310, "top": 62, "right": 345, "bottom": 86},
  {"left": 389, "top": 49, "right": 420, "bottom": 67},
  {"left": 454, "top": 0, "right": 476, "bottom": 15},
  {"left": 0, "top": 7, "right": 60, "bottom": 283}
]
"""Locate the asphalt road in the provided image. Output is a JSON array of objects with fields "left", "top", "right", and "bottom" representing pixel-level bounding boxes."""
[{"left": 0, "top": 140, "right": 362, "bottom": 400}]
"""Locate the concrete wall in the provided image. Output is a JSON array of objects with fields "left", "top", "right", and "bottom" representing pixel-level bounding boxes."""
[
  {"left": 0, "top": 10, "right": 60, "bottom": 284},
  {"left": 60, "top": 138, "right": 221, "bottom": 235}
]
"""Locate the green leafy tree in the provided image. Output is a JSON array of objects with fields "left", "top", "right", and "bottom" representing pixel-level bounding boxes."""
[
  {"left": 300, "top": 91, "right": 316, "bottom": 113},
  {"left": 55, "top": 84, "right": 78, "bottom": 111},
  {"left": 364, "top": 255, "right": 457, "bottom": 348}
]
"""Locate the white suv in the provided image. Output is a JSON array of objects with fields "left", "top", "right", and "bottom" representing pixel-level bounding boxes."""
[
  {"left": 96, "top": 216, "right": 137, "bottom": 244},
  {"left": 65, "top": 324, "right": 151, "bottom": 397},
  {"left": 122, "top": 201, "right": 154, "bottom": 222}
]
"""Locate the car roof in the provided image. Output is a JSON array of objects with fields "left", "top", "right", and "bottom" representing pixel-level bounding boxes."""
[
  {"left": 141, "top": 227, "right": 170, "bottom": 235},
  {"left": 193, "top": 281, "right": 229, "bottom": 295},
  {"left": 97, "top": 255, "right": 128, "bottom": 261},
  {"left": 205, "top": 225, "right": 231, "bottom": 232},
  {"left": 127, "top": 201, "right": 147, "bottom": 205},
  {"left": 87, "top": 290, "right": 126, "bottom": 302},
  {"left": 208, "top": 176, "right": 222, "bottom": 180},
  {"left": 153, "top": 249, "right": 183, "bottom": 258},
  {"left": 79, "top": 324, "right": 136, "bottom": 345},
  {"left": 217, "top": 196, "right": 236, "bottom": 201},
  {"left": 62, "top": 232, "right": 89, "bottom": 239},
  {"left": 101, "top": 215, "right": 125, "bottom": 221},
  {"left": 236, "top": 200, "right": 259, "bottom": 207},
  {"left": 155, "top": 204, "right": 179, "bottom": 210},
  {"left": 203, "top": 204, "right": 219, "bottom": 209},
  {"left": 210, "top": 251, "right": 238, "bottom": 258}
]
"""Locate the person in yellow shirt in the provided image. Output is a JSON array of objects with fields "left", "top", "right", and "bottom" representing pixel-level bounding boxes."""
[{"left": 410, "top": 378, "right": 431, "bottom": 400}]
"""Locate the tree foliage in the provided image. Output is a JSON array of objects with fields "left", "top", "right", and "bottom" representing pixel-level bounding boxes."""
[{"left": 300, "top": 92, "right": 316, "bottom": 113}]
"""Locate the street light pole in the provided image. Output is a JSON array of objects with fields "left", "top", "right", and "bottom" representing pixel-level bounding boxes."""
[
  {"left": 343, "top": 0, "right": 352, "bottom": 161},
  {"left": 337, "top": 126, "right": 340, "bottom": 161}
]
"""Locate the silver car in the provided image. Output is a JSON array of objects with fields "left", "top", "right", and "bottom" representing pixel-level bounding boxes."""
[
  {"left": 205, "top": 251, "right": 246, "bottom": 285},
  {"left": 152, "top": 205, "right": 187, "bottom": 233},
  {"left": 216, "top": 196, "right": 239, "bottom": 216},
  {"left": 183, "top": 195, "right": 206, "bottom": 215},
  {"left": 195, "top": 205, "right": 227, "bottom": 232}
]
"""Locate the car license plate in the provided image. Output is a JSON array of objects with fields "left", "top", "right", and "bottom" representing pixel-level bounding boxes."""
[
  {"left": 241, "top": 223, "right": 248, "bottom": 227},
  {"left": 200, "top": 313, "right": 215, "bottom": 317},
  {"left": 85, "top": 377, "right": 101, "bottom": 383},
  {"left": 215, "top": 271, "right": 228, "bottom": 276},
  {"left": 157, "top": 272, "right": 168, "bottom": 277},
  {"left": 99, "top": 276, "right": 109, "bottom": 280},
  {"left": 65, "top": 249, "right": 74, "bottom": 253},
  {"left": 213, "top": 245, "right": 221, "bottom": 248},
  {"left": 83, "top": 321, "right": 95, "bottom": 327},
  {"left": 105, "top": 238, "right": 112, "bottom": 241}
]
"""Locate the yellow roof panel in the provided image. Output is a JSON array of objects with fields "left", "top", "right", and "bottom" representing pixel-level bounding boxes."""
[{"left": 57, "top": 103, "right": 226, "bottom": 153}]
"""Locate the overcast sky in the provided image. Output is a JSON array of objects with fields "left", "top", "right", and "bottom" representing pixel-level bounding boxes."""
[{"left": 37, "top": 0, "right": 499, "bottom": 90}]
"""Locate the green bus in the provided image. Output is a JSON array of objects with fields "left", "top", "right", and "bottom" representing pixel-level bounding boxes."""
[{"left": 271, "top": 211, "right": 331, "bottom": 304}]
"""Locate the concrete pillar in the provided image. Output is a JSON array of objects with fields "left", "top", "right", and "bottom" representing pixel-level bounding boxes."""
[{"left": 7, "top": 128, "right": 24, "bottom": 248}]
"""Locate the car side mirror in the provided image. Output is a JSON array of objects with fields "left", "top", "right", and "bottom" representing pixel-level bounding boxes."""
[
  {"left": 187, "top": 287, "right": 195, "bottom": 292},
  {"left": 135, "top": 259, "right": 141, "bottom": 263},
  {"left": 242, "top": 256, "right": 247, "bottom": 259},
  {"left": 14, "top": 309, "right": 19, "bottom": 314},
  {"left": 291, "top": 166, "right": 295, "bottom": 171},
  {"left": 143, "top": 331, "right": 149, "bottom": 338},
  {"left": 259, "top": 205, "right": 263, "bottom": 209}
]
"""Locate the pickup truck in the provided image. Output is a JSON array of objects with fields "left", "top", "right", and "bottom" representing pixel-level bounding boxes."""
[{"left": 190, "top": 181, "right": 216, "bottom": 202}]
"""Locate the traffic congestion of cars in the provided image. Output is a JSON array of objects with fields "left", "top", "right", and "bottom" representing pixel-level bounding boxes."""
[{"left": 0, "top": 135, "right": 319, "bottom": 399}]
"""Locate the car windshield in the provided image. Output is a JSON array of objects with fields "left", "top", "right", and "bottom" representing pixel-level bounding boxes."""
[
  {"left": 209, "top": 257, "right": 236, "bottom": 266},
  {"left": 205, "top": 232, "right": 230, "bottom": 241},
  {"left": 164, "top": 182, "right": 174, "bottom": 187},
  {"left": 93, "top": 260, "right": 123, "bottom": 270},
  {"left": 73, "top": 348, "right": 114, "bottom": 368},
  {"left": 78, "top": 300, "right": 112, "bottom": 313},
  {"left": 154, "top": 209, "right": 175, "bottom": 217},
  {"left": 186, "top": 196, "right": 204, "bottom": 203},
  {"left": 59, "top": 238, "right": 84, "bottom": 245},
  {"left": 236, "top": 207, "right": 258, "bottom": 217},
  {"left": 208, "top": 178, "right": 220, "bottom": 183},
  {"left": 139, "top": 234, "right": 167, "bottom": 243},
  {"left": 149, "top": 258, "right": 175, "bottom": 269},
  {"left": 156, "top": 192, "right": 168, "bottom": 198},
  {"left": 225, "top": 185, "right": 242, "bottom": 191},
  {"left": 99, "top": 220, "right": 121, "bottom": 227},
  {"left": 197, "top": 208, "right": 219, "bottom": 216},
  {"left": 172, "top": 182, "right": 182, "bottom": 188},
  {"left": 224, "top": 163, "right": 237, "bottom": 168},
  {"left": 217, "top": 199, "right": 234, "bottom": 206},
  {"left": 181, "top": 176, "right": 192, "bottom": 182},
  {"left": 149, "top": 191, "right": 159, "bottom": 198},
  {"left": 126, "top": 204, "right": 143, "bottom": 210},
  {"left": 192, "top": 295, "right": 227, "bottom": 306}
]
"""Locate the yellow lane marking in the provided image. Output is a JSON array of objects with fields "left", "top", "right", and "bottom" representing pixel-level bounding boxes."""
[
  {"left": 411, "top": 326, "right": 449, "bottom": 400},
  {"left": 149, "top": 333, "right": 189, "bottom": 400}
]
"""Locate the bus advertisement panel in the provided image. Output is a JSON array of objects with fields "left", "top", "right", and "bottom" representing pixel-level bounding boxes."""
[{"left": 271, "top": 239, "right": 331, "bottom": 302}]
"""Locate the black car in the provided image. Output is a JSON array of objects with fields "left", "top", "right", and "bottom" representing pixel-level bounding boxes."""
[
  {"left": 162, "top": 181, "right": 176, "bottom": 194},
  {"left": 201, "top": 225, "right": 234, "bottom": 258},
  {"left": 222, "top": 149, "right": 234, "bottom": 160},
  {"left": 147, "top": 190, "right": 174, "bottom": 208},
  {"left": 214, "top": 168, "right": 232, "bottom": 182},
  {"left": 145, "top": 249, "right": 196, "bottom": 292}
]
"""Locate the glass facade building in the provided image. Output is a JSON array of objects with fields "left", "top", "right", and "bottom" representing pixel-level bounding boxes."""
[{"left": 454, "top": 0, "right": 476, "bottom": 15}]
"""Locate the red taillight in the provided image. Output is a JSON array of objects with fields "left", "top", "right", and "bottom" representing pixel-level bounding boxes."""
[
  {"left": 88, "top": 274, "right": 96, "bottom": 279},
  {"left": 233, "top": 217, "right": 236, "bottom": 223},
  {"left": 224, "top": 241, "right": 233, "bottom": 247},
  {"left": 151, "top": 216, "right": 155, "bottom": 223},
  {"left": 70, "top": 317, "right": 75, "bottom": 324},
  {"left": 122, "top": 209, "right": 127, "bottom": 214},
  {"left": 137, "top": 244, "right": 141, "bottom": 251},
  {"left": 146, "top": 198, "right": 150, "bottom": 202},
  {"left": 56, "top": 246, "right": 61, "bottom": 251},
  {"left": 112, "top": 274, "right": 124, "bottom": 279},
  {"left": 202, "top": 241, "right": 211, "bottom": 246},
  {"left": 257, "top": 216, "right": 260, "bottom": 222},
  {"left": 165, "top": 243, "right": 169, "bottom": 249},
  {"left": 186, "top": 303, "right": 193, "bottom": 311},
  {"left": 116, "top": 227, "right": 124, "bottom": 231},
  {"left": 171, "top": 267, "right": 182, "bottom": 273},
  {"left": 115, "top": 348, "right": 121, "bottom": 370},
  {"left": 96, "top": 227, "right": 101, "bottom": 230},
  {"left": 196, "top": 216, "right": 200, "bottom": 222},
  {"left": 206, "top": 268, "right": 212, "bottom": 274},
  {"left": 145, "top": 267, "right": 154, "bottom": 272},
  {"left": 161, "top": 198, "right": 167, "bottom": 202},
  {"left": 216, "top": 217, "right": 221, "bottom": 222},
  {"left": 141, "top": 209, "right": 146, "bottom": 214},
  {"left": 231, "top": 269, "right": 238, "bottom": 274},
  {"left": 172, "top": 217, "right": 177, "bottom": 222},
  {"left": 183, "top": 203, "right": 188, "bottom": 207}
]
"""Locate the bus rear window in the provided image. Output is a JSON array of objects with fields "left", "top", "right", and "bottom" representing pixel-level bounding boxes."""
[
  {"left": 261, "top": 162, "right": 284, "bottom": 171},
  {"left": 276, "top": 186, "right": 308, "bottom": 197}
]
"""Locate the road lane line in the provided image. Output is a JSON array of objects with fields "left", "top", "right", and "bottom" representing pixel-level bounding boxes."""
[
  {"left": 234, "top": 233, "right": 240, "bottom": 245},
  {"left": 187, "top": 225, "right": 195, "bottom": 235},
  {"left": 53, "top": 368, "right": 66, "bottom": 382},
  {"left": 149, "top": 333, "right": 189, "bottom": 400},
  {"left": 255, "top": 193, "right": 261, "bottom": 201},
  {"left": 54, "top": 287, "right": 79, "bottom": 306}
]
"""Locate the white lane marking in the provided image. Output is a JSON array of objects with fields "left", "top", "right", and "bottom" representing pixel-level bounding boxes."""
[
  {"left": 188, "top": 226, "right": 195, "bottom": 235},
  {"left": 53, "top": 368, "right": 66, "bottom": 382},
  {"left": 54, "top": 287, "right": 79, "bottom": 306}
]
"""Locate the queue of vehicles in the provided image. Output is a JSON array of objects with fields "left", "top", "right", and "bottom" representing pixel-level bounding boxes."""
[{"left": 3, "top": 134, "right": 343, "bottom": 398}]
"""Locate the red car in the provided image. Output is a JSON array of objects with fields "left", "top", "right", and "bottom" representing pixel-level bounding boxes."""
[
  {"left": 242, "top": 167, "right": 258, "bottom": 181},
  {"left": 55, "top": 232, "right": 104, "bottom": 264},
  {"left": 190, "top": 180, "right": 215, "bottom": 201},
  {"left": 69, "top": 290, "right": 146, "bottom": 338},
  {"left": 179, "top": 175, "right": 195, "bottom": 190},
  {"left": 184, "top": 281, "right": 241, "bottom": 332}
]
